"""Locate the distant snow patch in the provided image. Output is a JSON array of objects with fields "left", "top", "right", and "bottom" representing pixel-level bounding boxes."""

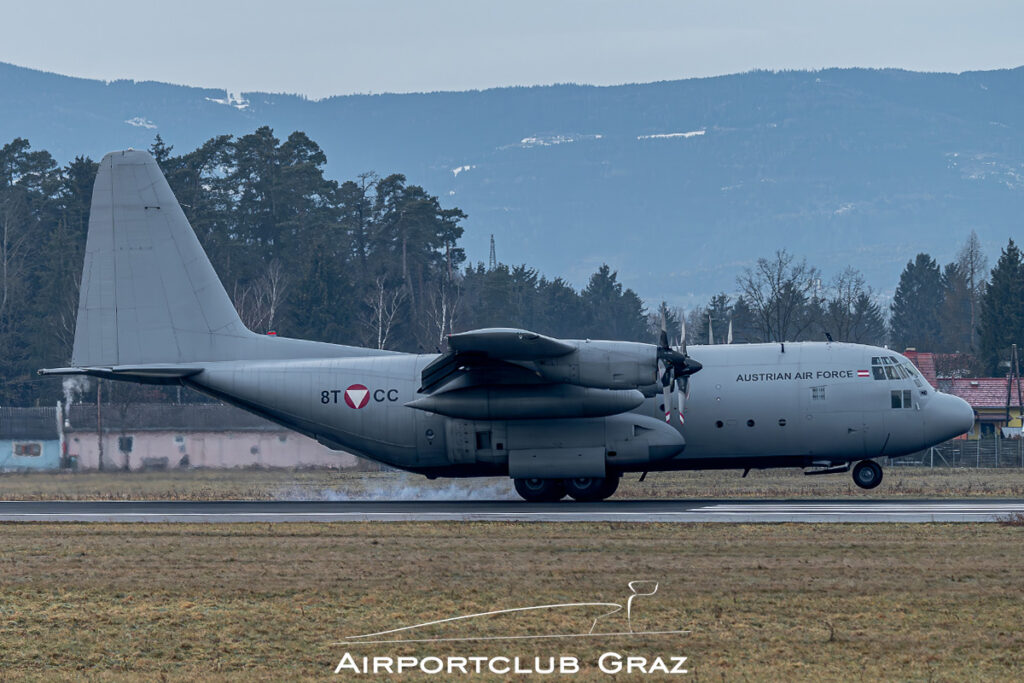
[
  {"left": 516, "top": 134, "right": 602, "bottom": 148},
  {"left": 451, "top": 164, "right": 475, "bottom": 177},
  {"left": 124, "top": 117, "right": 157, "bottom": 130},
  {"left": 205, "top": 92, "right": 250, "bottom": 110},
  {"left": 637, "top": 130, "right": 705, "bottom": 140}
]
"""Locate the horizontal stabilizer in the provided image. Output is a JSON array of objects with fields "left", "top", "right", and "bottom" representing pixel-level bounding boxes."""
[{"left": 38, "top": 364, "right": 203, "bottom": 385}]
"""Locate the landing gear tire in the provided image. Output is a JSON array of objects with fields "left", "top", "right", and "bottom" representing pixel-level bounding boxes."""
[
  {"left": 514, "top": 478, "right": 566, "bottom": 502},
  {"left": 564, "top": 475, "right": 620, "bottom": 502},
  {"left": 852, "top": 460, "right": 883, "bottom": 490}
]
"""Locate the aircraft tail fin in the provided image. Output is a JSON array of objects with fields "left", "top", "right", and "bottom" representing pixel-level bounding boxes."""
[{"left": 71, "top": 149, "right": 257, "bottom": 367}]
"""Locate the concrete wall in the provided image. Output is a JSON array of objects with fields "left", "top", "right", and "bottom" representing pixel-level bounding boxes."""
[
  {"left": 0, "top": 438, "right": 61, "bottom": 471},
  {"left": 66, "top": 430, "right": 365, "bottom": 470}
]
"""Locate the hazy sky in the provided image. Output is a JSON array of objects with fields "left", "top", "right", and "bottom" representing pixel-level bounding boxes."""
[{"left": 4, "top": 1, "right": 1023, "bottom": 98}]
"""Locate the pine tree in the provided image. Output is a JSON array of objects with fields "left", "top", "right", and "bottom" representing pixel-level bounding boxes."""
[
  {"left": 939, "top": 261, "right": 972, "bottom": 352},
  {"left": 889, "top": 253, "right": 943, "bottom": 351},
  {"left": 580, "top": 265, "right": 648, "bottom": 341},
  {"left": 978, "top": 239, "right": 1024, "bottom": 374},
  {"left": 694, "top": 293, "right": 734, "bottom": 344}
]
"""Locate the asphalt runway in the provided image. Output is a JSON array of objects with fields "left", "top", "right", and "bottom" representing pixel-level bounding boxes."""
[{"left": 1, "top": 499, "right": 1023, "bottom": 522}]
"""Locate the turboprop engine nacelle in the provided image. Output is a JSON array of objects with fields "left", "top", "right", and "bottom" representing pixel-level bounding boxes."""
[
  {"left": 407, "top": 385, "right": 645, "bottom": 420},
  {"left": 533, "top": 340, "right": 658, "bottom": 390}
]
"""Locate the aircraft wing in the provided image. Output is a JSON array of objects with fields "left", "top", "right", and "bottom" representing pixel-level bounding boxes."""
[
  {"left": 419, "top": 328, "right": 574, "bottom": 393},
  {"left": 447, "top": 328, "right": 575, "bottom": 359}
]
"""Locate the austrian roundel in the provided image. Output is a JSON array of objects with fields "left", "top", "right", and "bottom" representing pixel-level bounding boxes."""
[{"left": 344, "top": 384, "right": 370, "bottom": 409}]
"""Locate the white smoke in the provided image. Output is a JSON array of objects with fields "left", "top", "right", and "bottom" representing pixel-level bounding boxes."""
[
  {"left": 62, "top": 376, "right": 91, "bottom": 407},
  {"left": 277, "top": 474, "right": 516, "bottom": 501},
  {"left": 61, "top": 376, "right": 92, "bottom": 427}
]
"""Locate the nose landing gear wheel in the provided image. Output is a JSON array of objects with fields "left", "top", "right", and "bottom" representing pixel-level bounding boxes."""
[
  {"left": 563, "top": 476, "right": 621, "bottom": 502},
  {"left": 514, "top": 478, "right": 566, "bottom": 502},
  {"left": 852, "top": 460, "right": 883, "bottom": 489}
]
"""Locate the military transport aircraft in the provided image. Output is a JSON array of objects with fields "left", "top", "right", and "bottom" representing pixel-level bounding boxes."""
[{"left": 40, "top": 150, "right": 974, "bottom": 502}]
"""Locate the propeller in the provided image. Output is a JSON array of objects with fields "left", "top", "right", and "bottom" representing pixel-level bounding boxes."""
[{"left": 658, "top": 311, "right": 702, "bottom": 424}]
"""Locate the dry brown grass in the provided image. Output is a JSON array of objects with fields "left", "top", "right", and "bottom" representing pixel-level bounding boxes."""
[
  {"left": 0, "top": 522, "right": 1022, "bottom": 680},
  {"left": 3, "top": 466, "right": 1024, "bottom": 502}
]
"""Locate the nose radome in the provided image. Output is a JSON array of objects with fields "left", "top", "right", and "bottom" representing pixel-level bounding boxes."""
[
  {"left": 952, "top": 395, "right": 975, "bottom": 436},
  {"left": 927, "top": 393, "right": 975, "bottom": 443}
]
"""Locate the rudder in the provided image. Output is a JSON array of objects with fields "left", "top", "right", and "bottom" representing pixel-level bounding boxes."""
[{"left": 71, "top": 150, "right": 255, "bottom": 366}]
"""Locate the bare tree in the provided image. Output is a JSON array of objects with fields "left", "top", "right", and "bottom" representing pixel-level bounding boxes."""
[
  {"left": 420, "top": 277, "right": 461, "bottom": 350},
  {"left": 232, "top": 259, "right": 289, "bottom": 332},
  {"left": 737, "top": 250, "right": 821, "bottom": 342},
  {"left": 361, "top": 277, "right": 407, "bottom": 350},
  {"left": 0, "top": 191, "right": 33, "bottom": 326},
  {"left": 957, "top": 230, "right": 988, "bottom": 349},
  {"left": 821, "top": 267, "right": 886, "bottom": 344},
  {"left": 55, "top": 275, "right": 80, "bottom": 358}
]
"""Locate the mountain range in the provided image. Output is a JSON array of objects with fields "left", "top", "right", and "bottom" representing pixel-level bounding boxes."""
[{"left": 3, "top": 61, "right": 1023, "bottom": 307}]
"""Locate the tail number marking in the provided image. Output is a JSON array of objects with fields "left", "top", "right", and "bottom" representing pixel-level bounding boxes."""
[{"left": 321, "top": 386, "right": 398, "bottom": 407}]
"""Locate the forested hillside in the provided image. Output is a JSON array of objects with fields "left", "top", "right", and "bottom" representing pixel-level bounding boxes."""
[
  {"left": 3, "top": 62, "right": 1022, "bottom": 305},
  {"left": 5, "top": 131, "right": 1022, "bottom": 406}
]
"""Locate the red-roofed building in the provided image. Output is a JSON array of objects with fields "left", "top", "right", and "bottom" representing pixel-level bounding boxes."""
[
  {"left": 947, "top": 378, "right": 1023, "bottom": 439},
  {"left": 902, "top": 350, "right": 938, "bottom": 388},
  {"left": 903, "top": 349, "right": 1022, "bottom": 438}
]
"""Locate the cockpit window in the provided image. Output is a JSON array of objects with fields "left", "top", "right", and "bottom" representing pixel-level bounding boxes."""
[{"left": 872, "top": 356, "right": 919, "bottom": 382}]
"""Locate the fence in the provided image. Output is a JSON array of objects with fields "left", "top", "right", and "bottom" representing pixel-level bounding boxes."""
[{"left": 893, "top": 437, "right": 1024, "bottom": 468}]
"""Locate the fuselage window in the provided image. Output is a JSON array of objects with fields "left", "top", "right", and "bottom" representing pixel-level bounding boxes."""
[
  {"left": 891, "top": 390, "right": 914, "bottom": 409},
  {"left": 811, "top": 386, "right": 826, "bottom": 401},
  {"left": 885, "top": 366, "right": 899, "bottom": 380},
  {"left": 872, "top": 366, "right": 886, "bottom": 380}
]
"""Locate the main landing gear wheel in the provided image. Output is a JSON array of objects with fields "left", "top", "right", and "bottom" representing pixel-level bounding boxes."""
[
  {"left": 852, "top": 460, "right": 883, "bottom": 489},
  {"left": 514, "top": 478, "right": 566, "bottom": 502},
  {"left": 563, "top": 476, "right": 620, "bottom": 502}
]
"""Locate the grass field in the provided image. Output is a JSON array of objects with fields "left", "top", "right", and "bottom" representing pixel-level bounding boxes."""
[
  {"left": 2, "top": 466, "right": 1024, "bottom": 501},
  {"left": 1, "top": 522, "right": 1022, "bottom": 680}
]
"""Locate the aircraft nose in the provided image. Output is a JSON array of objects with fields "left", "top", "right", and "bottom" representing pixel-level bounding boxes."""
[{"left": 925, "top": 393, "right": 975, "bottom": 443}]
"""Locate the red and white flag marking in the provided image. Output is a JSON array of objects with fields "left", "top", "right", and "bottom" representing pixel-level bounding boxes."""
[{"left": 344, "top": 384, "right": 370, "bottom": 409}]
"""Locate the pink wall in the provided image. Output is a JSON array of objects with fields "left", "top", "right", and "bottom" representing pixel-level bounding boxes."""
[{"left": 66, "top": 430, "right": 366, "bottom": 470}]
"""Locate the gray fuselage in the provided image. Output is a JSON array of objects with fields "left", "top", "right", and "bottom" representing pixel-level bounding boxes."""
[{"left": 188, "top": 340, "right": 972, "bottom": 477}]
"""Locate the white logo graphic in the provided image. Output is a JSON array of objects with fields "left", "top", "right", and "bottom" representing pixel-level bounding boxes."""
[{"left": 336, "top": 581, "right": 688, "bottom": 645}]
